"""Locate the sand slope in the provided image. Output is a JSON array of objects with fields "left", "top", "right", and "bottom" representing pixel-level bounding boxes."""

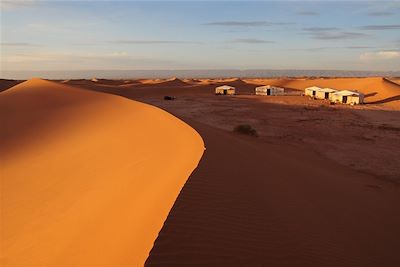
[
  {"left": 0, "top": 79, "right": 204, "bottom": 266},
  {"left": 139, "top": 77, "right": 189, "bottom": 87},
  {"left": 146, "top": 119, "right": 400, "bottom": 266},
  {"left": 0, "top": 79, "right": 24, "bottom": 93}
]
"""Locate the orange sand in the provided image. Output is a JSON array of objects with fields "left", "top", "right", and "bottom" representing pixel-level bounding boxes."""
[{"left": 0, "top": 78, "right": 204, "bottom": 266}]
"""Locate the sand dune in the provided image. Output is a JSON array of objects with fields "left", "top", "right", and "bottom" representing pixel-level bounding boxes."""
[
  {"left": 389, "top": 78, "right": 400, "bottom": 85},
  {"left": 144, "top": 77, "right": 190, "bottom": 87},
  {"left": 94, "top": 79, "right": 141, "bottom": 86},
  {"left": 0, "top": 79, "right": 24, "bottom": 93},
  {"left": 63, "top": 78, "right": 140, "bottom": 88},
  {"left": 138, "top": 77, "right": 189, "bottom": 87},
  {"left": 0, "top": 78, "right": 204, "bottom": 266}
]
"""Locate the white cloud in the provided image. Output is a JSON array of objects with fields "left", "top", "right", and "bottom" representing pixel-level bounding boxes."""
[
  {"left": 360, "top": 51, "right": 400, "bottom": 61},
  {"left": 2, "top": 51, "right": 131, "bottom": 63},
  {"left": 1, "top": 42, "right": 41, "bottom": 47},
  {"left": 0, "top": 0, "right": 38, "bottom": 10},
  {"left": 3, "top": 52, "right": 72, "bottom": 63},
  {"left": 1, "top": 51, "right": 180, "bottom": 71}
]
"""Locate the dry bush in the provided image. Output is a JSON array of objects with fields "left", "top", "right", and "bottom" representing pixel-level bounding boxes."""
[{"left": 233, "top": 124, "right": 258, "bottom": 136}]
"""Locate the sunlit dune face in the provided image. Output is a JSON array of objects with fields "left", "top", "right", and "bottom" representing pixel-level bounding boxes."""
[{"left": 0, "top": 79, "right": 204, "bottom": 266}]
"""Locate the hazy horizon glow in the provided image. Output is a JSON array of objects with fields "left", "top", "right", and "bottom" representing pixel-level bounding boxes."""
[{"left": 1, "top": 1, "right": 400, "bottom": 74}]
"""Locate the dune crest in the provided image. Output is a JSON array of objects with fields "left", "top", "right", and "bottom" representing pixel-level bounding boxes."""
[{"left": 0, "top": 79, "right": 204, "bottom": 266}]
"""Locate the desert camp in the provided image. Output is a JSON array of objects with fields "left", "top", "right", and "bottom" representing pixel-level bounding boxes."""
[{"left": 304, "top": 86, "right": 363, "bottom": 105}]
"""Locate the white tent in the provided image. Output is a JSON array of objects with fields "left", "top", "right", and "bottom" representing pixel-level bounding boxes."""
[
  {"left": 255, "top": 85, "right": 284, "bottom": 96},
  {"left": 315, "top": 88, "right": 337, "bottom": 100},
  {"left": 304, "top": 86, "right": 322, "bottom": 97},
  {"left": 331, "top": 90, "right": 364, "bottom": 105},
  {"left": 215, "top": 85, "right": 236, "bottom": 95}
]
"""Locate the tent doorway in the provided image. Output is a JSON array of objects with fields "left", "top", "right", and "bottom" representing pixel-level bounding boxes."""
[
  {"left": 223, "top": 89, "right": 227, "bottom": 95},
  {"left": 342, "top": 96, "right": 348, "bottom": 103},
  {"left": 325, "top": 92, "right": 329, "bottom": 99},
  {"left": 267, "top": 89, "right": 271, "bottom": 95}
]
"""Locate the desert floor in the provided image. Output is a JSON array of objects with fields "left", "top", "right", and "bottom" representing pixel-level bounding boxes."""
[{"left": 1, "top": 77, "right": 400, "bottom": 266}]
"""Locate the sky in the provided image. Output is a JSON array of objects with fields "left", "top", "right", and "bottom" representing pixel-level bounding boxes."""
[{"left": 1, "top": 0, "right": 400, "bottom": 73}]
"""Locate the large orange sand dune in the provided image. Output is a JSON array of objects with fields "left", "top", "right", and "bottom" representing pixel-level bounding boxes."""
[{"left": 0, "top": 78, "right": 204, "bottom": 266}]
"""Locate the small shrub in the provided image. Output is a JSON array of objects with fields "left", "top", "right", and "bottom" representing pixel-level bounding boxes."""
[{"left": 233, "top": 124, "right": 258, "bottom": 137}]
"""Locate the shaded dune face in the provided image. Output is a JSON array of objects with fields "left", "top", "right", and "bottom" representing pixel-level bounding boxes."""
[
  {"left": 0, "top": 79, "right": 24, "bottom": 93},
  {"left": 0, "top": 79, "right": 204, "bottom": 266}
]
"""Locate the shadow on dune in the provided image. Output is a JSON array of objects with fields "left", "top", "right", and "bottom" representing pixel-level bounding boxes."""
[
  {"left": 0, "top": 79, "right": 25, "bottom": 93},
  {"left": 383, "top": 77, "right": 400, "bottom": 86},
  {"left": 364, "top": 92, "right": 378, "bottom": 98},
  {"left": 366, "top": 95, "right": 400, "bottom": 105}
]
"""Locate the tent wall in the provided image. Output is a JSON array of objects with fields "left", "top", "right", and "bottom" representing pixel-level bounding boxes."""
[
  {"left": 305, "top": 88, "right": 318, "bottom": 97},
  {"left": 331, "top": 94, "right": 362, "bottom": 105},
  {"left": 315, "top": 91, "right": 336, "bottom": 100},
  {"left": 215, "top": 88, "right": 235, "bottom": 95},
  {"left": 256, "top": 87, "right": 284, "bottom": 96}
]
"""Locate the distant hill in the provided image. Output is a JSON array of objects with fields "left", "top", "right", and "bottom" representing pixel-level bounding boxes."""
[{"left": 3, "top": 69, "right": 400, "bottom": 80}]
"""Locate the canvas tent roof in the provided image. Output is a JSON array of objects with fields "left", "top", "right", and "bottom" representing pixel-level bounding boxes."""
[
  {"left": 256, "top": 85, "right": 271, "bottom": 89},
  {"left": 305, "top": 86, "right": 323, "bottom": 91},
  {"left": 256, "top": 85, "right": 283, "bottom": 89},
  {"left": 216, "top": 85, "right": 235, "bottom": 90},
  {"left": 332, "top": 90, "right": 363, "bottom": 96},
  {"left": 320, "top": 88, "right": 337, "bottom": 93}
]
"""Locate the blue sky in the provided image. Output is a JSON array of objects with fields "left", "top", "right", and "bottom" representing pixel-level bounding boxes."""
[{"left": 1, "top": 1, "right": 400, "bottom": 72}]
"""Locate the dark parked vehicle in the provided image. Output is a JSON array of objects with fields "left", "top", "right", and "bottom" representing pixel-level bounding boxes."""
[{"left": 164, "top": 96, "right": 176, "bottom": 100}]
